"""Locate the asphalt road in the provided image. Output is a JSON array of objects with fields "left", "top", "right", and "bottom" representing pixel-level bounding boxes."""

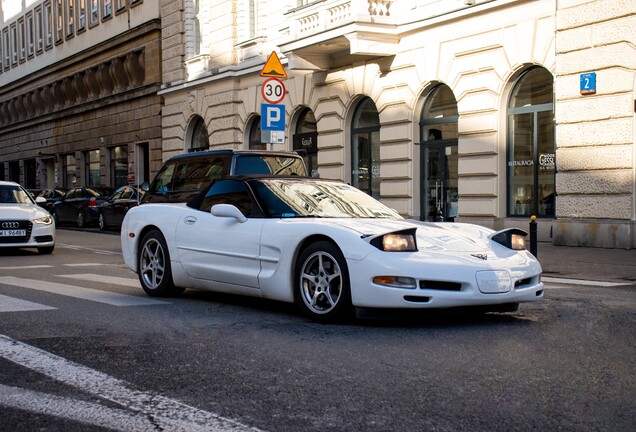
[{"left": 0, "top": 229, "right": 634, "bottom": 431}]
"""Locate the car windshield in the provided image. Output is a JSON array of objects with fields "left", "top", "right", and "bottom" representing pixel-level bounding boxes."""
[
  {"left": 0, "top": 185, "right": 35, "bottom": 204},
  {"left": 249, "top": 179, "right": 401, "bottom": 219}
]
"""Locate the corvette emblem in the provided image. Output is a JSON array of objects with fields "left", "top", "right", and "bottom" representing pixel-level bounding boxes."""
[{"left": 471, "top": 253, "right": 488, "bottom": 260}]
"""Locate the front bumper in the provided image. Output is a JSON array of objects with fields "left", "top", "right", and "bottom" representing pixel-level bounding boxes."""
[{"left": 347, "top": 249, "right": 544, "bottom": 309}]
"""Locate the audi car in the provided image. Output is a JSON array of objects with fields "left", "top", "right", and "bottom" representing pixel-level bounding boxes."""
[{"left": 0, "top": 181, "right": 55, "bottom": 254}]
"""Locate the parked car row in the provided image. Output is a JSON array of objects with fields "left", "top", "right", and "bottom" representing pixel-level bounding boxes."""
[{"left": 27, "top": 185, "right": 143, "bottom": 231}]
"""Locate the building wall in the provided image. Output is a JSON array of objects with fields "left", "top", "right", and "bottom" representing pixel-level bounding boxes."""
[
  {"left": 0, "top": 0, "right": 163, "bottom": 189},
  {"left": 553, "top": 0, "right": 636, "bottom": 247}
]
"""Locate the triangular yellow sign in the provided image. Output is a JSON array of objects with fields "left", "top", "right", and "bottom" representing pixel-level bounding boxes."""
[{"left": 260, "top": 51, "right": 287, "bottom": 78}]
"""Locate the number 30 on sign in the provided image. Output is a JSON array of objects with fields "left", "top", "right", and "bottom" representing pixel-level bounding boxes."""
[{"left": 261, "top": 77, "right": 286, "bottom": 104}]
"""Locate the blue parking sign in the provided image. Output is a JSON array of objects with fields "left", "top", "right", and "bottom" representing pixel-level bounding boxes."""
[{"left": 261, "top": 104, "right": 285, "bottom": 131}]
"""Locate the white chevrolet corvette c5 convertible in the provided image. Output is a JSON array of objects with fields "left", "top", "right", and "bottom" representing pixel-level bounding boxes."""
[{"left": 121, "top": 176, "right": 544, "bottom": 323}]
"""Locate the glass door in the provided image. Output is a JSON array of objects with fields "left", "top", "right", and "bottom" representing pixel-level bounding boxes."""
[{"left": 423, "top": 143, "right": 458, "bottom": 221}]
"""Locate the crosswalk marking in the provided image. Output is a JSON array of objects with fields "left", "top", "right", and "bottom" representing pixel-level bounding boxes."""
[
  {"left": 0, "top": 335, "right": 263, "bottom": 432},
  {"left": 0, "top": 277, "right": 167, "bottom": 307},
  {"left": 59, "top": 274, "right": 140, "bottom": 288},
  {"left": 0, "top": 294, "right": 56, "bottom": 313},
  {"left": 0, "top": 265, "right": 54, "bottom": 270}
]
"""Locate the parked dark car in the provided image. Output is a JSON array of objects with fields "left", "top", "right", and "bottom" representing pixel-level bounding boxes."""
[
  {"left": 51, "top": 186, "right": 114, "bottom": 228},
  {"left": 141, "top": 149, "right": 308, "bottom": 204},
  {"left": 34, "top": 188, "right": 66, "bottom": 213},
  {"left": 98, "top": 186, "right": 144, "bottom": 231}
]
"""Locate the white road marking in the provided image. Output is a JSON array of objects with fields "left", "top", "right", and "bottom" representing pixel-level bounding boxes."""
[
  {"left": 0, "top": 277, "right": 167, "bottom": 307},
  {"left": 59, "top": 274, "right": 140, "bottom": 288},
  {"left": 64, "top": 262, "right": 125, "bottom": 267},
  {"left": 542, "top": 276, "right": 630, "bottom": 287},
  {"left": 57, "top": 243, "right": 121, "bottom": 255},
  {"left": 0, "top": 294, "right": 56, "bottom": 313},
  {"left": 0, "top": 384, "right": 160, "bottom": 432},
  {"left": 0, "top": 335, "right": 262, "bottom": 432},
  {"left": 0, "top": 265, "right": 54, "bottom": 270}
]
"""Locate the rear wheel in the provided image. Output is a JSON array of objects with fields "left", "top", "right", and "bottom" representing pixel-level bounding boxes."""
[
  {"left": 137, "top": 230, "right": 184, "bottom": 297},
  {"left": 77, "top": 210, "right": 86, "bottom": 228},
  {"left": 98, "top": 213, "right": 107, "bottom": 231},
  {"left": 295, "top": 241, "right": 352, "bottom": 323}
]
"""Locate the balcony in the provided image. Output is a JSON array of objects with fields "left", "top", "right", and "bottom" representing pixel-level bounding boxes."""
[{"left": 280, "top": 0, "right": 405, "bottom": 70}]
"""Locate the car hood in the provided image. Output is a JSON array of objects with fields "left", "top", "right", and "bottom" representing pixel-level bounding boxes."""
[
  {"left": 313, "top": 218, "right": 498, "bottom": 253},
  {"left": 0, "top": 203, "right": 51, "bottom": 219}
]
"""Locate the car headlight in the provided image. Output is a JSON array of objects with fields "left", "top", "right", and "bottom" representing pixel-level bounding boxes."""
[
  {"left": 490, "top": 228, "right": 527, "bottom": 250},
  {"left": 370, "top": 228, "right": 418, "bottom": 252},
  {"left": 33, "top": 215, "right": 53, "bottom": 225}
]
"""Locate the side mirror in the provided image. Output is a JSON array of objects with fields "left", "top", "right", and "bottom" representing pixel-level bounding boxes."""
[
  {"left": 140, "top": 182, "right": 150, "bottom": 192},
  {"left": 35, "top": 196, "right": 46, "bottom": 204},
  {"left": 211, "top": 204, "right": 247, "bottom": 223}
]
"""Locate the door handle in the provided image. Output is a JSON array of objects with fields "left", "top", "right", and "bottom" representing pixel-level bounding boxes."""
[{"left": 184, "top": 216, "right": 196, "bottom": 225}]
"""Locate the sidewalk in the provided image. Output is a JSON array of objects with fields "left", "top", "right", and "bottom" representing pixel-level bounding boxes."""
[{"left": 535, "top": 242, "right": 636, "bottom": 285}]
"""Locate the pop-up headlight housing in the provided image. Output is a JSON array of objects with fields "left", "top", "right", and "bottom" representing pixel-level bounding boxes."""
[
  {"left": 369, "top": 228, "right": 418, "bottom": 252},
  {"left": 490, "top": 228, "right": 527, "bottom": 250}
]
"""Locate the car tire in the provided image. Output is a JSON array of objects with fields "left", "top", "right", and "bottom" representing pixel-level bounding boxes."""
[
  {"left": 295, "top": 240, "right": 352, "bottom": 323},
  {"left": 98, "top": 213, "right": 107, "bottom": 231},
  {"left": 137, "top": 230, "right": 184, "bottom": 297},
  {"left": 77, "top": 211, "right": 86, "bottom": 228},
  {"left": 37, "top": 246, "right": 54, "bottom": 255}
]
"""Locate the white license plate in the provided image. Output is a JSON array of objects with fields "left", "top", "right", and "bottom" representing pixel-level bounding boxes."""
[{"left": 0, "top": 229, "right": 26, "bottom": 237}]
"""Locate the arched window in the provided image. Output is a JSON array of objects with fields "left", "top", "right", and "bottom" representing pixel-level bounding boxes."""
[
  {"left": 188, "top": 116, "right": 209, "bottom": 153},
  {"left": 293, "top": 108, "right": 318, "bottom": 175},
  {"left": 419, "top": 84, "right": 459, "bottom": 221},
  {"left": 351, "top": 98, "right": 380, "bottom": 198},
  {"left": 507, "top": 67, "right": 555, "bottom": 217},
  {"left": 248, "top": 116, "right": 264, "bottom": 150}
]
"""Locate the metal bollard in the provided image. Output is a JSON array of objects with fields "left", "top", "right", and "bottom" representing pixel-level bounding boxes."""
[{"left": 529, "top": 215, "right": 537, "bottom": 258}]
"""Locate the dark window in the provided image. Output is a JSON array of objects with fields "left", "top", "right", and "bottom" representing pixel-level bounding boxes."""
[
  {"left": 199, "top": 179, "right": 254, "bottom": 216},
  {"left": 351, "top": 97, "right": 381, "bottom": 198}
]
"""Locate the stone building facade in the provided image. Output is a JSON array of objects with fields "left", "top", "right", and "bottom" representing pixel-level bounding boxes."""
[
  {"left": 1, "top": 0, "right": 634, "bottom": 249},
  {"left": 159, "top": 0, "right": 635, "bottom": 248},
  {"left": 0, "top": 0, "right": 163, "bottom": 191}
]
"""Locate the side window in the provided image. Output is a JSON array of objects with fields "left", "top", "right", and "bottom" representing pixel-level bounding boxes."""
[
  {"left": 199, "top": 180, "right": 253, "bottom": 217},
  {"left": 152, "top": 163, "right": 176, "bottom": 194},
  {"left": 175, "top": 157, "right": 226, "bottom": 191},
  {"left": 120, "top": 187, "right": 133, "bottom": 199}
]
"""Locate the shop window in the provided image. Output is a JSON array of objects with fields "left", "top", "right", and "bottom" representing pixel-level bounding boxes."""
[
  {"left": 187, "top": 116, "right": 210, "bottom": 153},
  {"left": 110, "top": 146, "right": 128, "bottom": 187},
  {"left": 507, "top": 67, "right": 555, "bottom": 218},
  {"left": 9, "top": 161, "right": 20, "bottom": 183},
  {"left": 293, "top": 108, "right": 318, "bottom": 176},
  {"left": 85, "top": 149, "right": 100, "bottom": 186},
  {"left": 351, "top": 97, "right": 381, "bottom": 199},
  {"left": 63, "top": 154, "right": 76, "bottom": 187},
  {"left": 419, "top": 84, "right": 459, "bottom": 221}
]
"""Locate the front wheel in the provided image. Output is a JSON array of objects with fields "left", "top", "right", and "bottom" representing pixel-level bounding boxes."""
[
  {"left": 295, "top": 241, "right": 352, "bottom": 323},
  {"left": 137, "top": 230, "right": 184, "bottom": 297}
]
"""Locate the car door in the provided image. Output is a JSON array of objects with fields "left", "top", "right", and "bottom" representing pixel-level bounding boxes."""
[
  {"left": 103, "top": 188, "right": 123, "bottom": 225},
  {"left": 175, "top": 179, "right": 264, "bottom": 289},
  {"left": 114, "top": 187, "right": 135, "bottom": 227},
  {"left": 57, "top": 188, "right": 78, "bottom": 222}
]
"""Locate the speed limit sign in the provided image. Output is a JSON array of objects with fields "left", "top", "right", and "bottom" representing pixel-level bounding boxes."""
[{"left": 261, "top": 77, "right": 286, "bottom": 104}]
